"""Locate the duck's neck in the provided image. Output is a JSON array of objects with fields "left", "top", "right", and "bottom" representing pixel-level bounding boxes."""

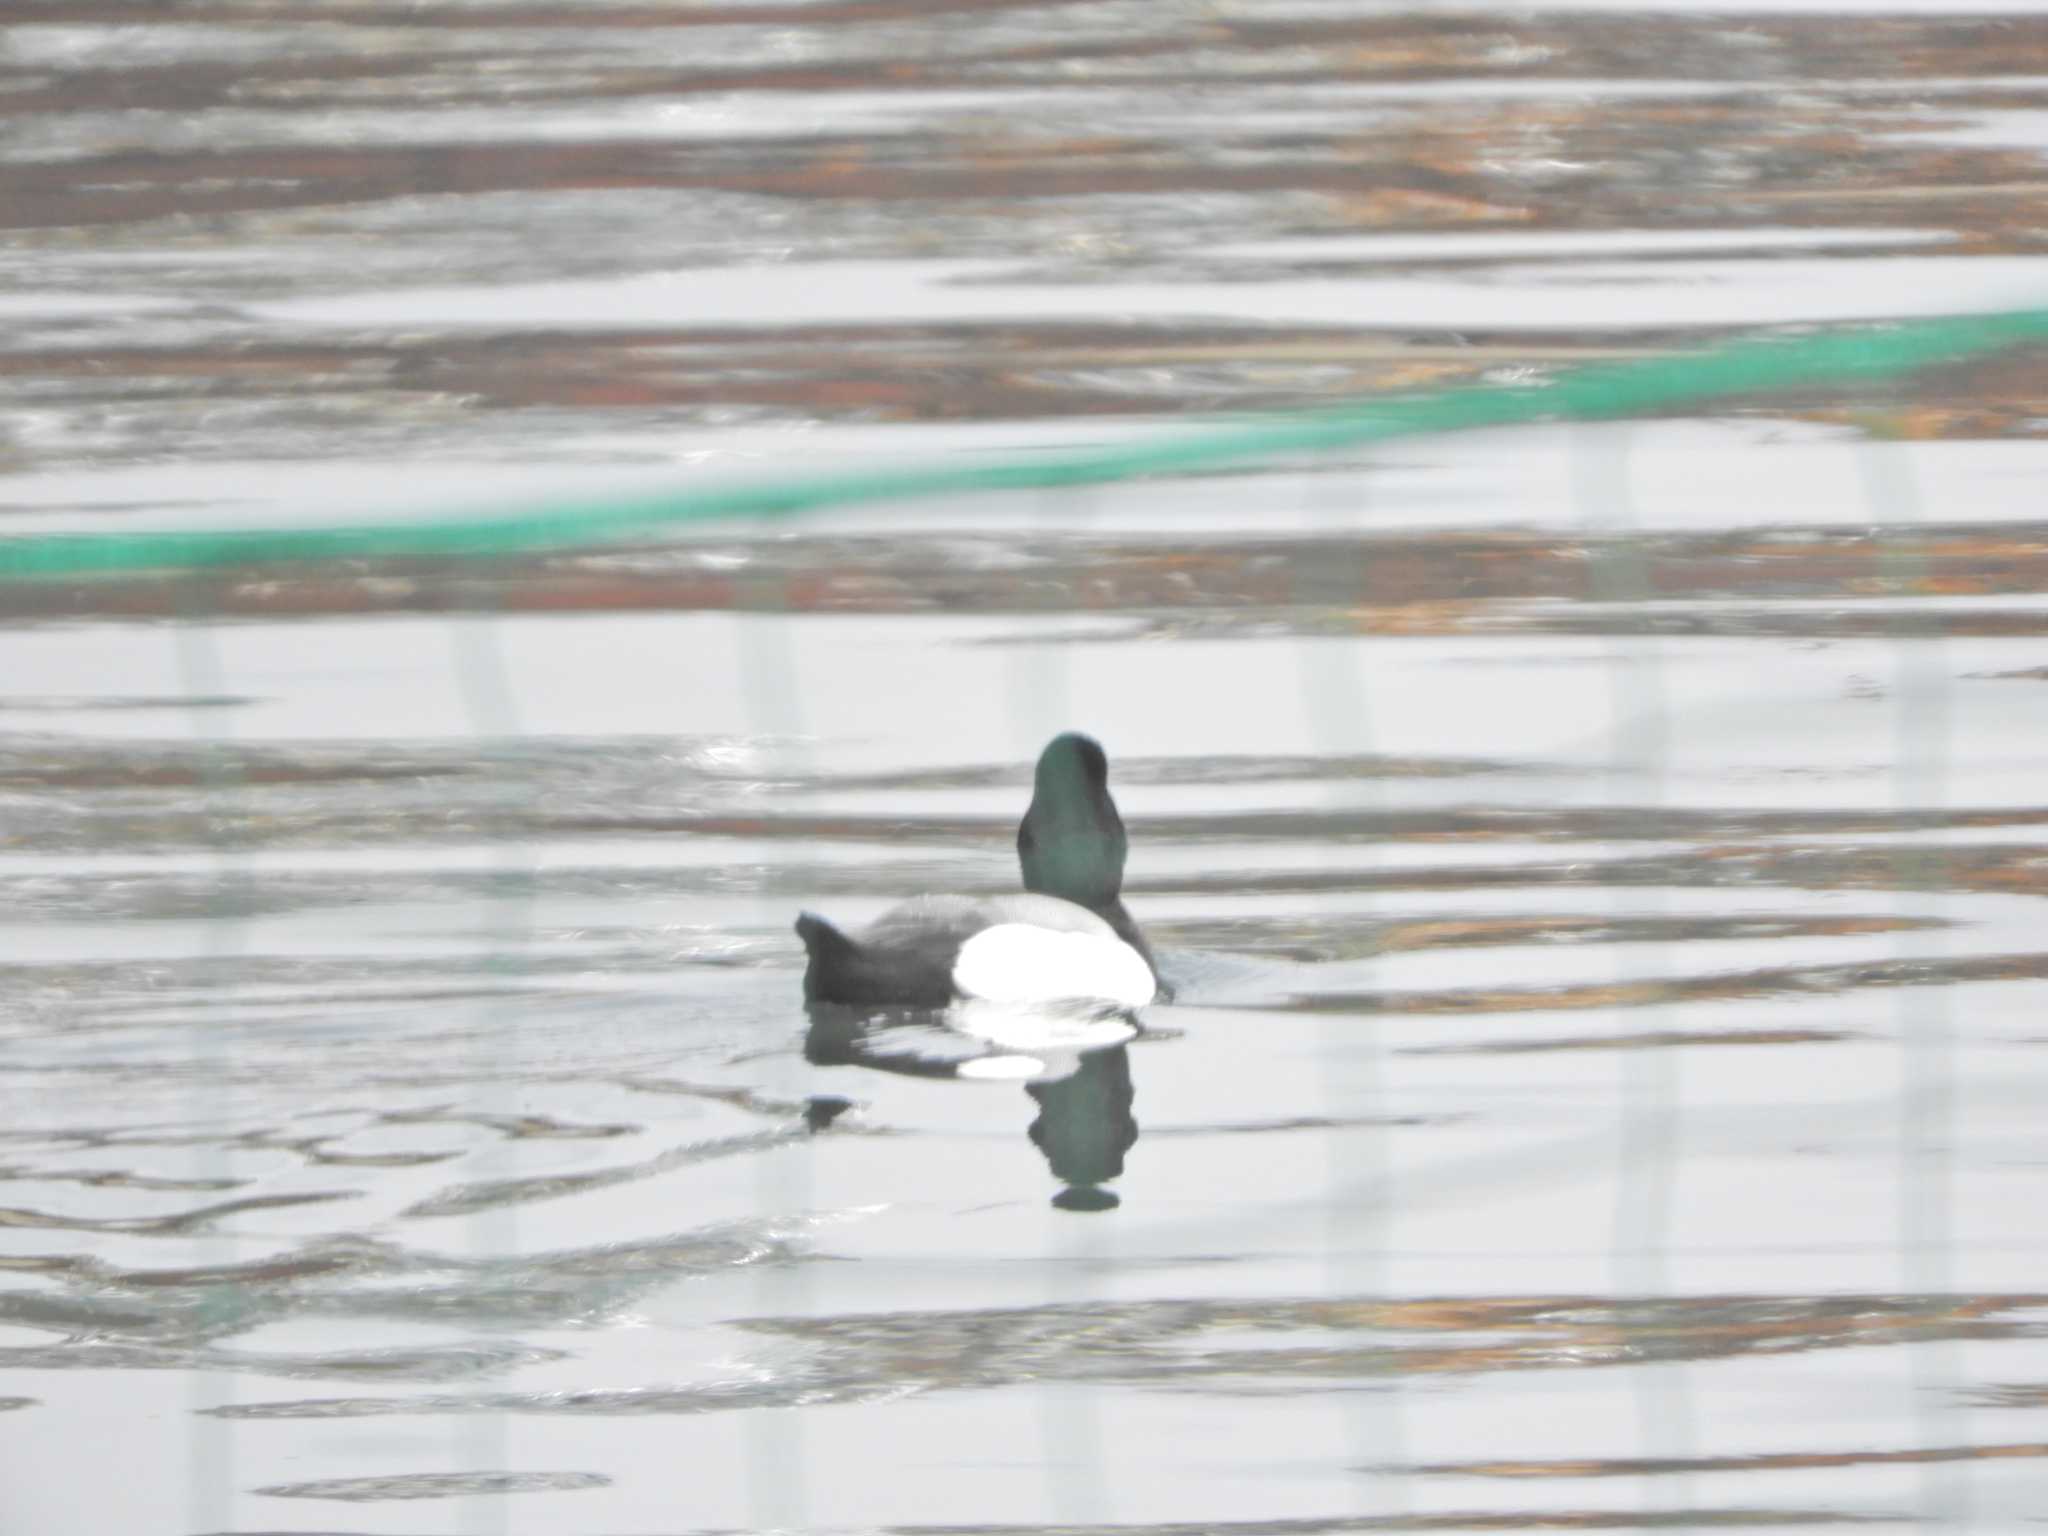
[{"left": 1094, "top": 896, "right": 1157, "bottom": 978}]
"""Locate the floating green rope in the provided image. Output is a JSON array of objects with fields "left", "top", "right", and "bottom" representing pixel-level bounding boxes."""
[{"left": 6, "top": 307, "right": 2044, "bottom": 581}]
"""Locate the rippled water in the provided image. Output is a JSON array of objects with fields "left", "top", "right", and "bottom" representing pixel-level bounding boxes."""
[{"left": 5, "top": 3, "right": 2048, "bottom": 1534}]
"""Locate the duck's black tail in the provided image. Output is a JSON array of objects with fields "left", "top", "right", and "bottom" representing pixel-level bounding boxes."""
[{"left": 795, "top": 911, "right": 858, "bottom": 1003}]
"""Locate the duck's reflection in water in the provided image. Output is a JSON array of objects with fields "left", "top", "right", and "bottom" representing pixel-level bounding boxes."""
[
  {"left": 1028, "top": 1046, "right": 1136, "bottom": 1211},
  {"left": 803, "top": 1002, "right": 1139, "bottom": 1211}
]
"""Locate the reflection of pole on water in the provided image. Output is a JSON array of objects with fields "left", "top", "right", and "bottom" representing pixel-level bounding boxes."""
[{"left": 1028, "top": 1045, "right": 1137, "bottom": 1212}]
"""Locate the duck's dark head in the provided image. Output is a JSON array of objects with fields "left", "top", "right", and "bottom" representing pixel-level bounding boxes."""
[{"left": 1017, "top": 732, "right": 1127, "bottom": 910}]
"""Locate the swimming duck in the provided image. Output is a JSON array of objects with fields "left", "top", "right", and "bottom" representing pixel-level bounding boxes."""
[{"left": 796, "top": 733, "right": 1162, "bottom": 1010}]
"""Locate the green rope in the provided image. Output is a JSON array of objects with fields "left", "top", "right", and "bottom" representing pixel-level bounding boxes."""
[{"left": 6, "top": 307, "right": 2044, "bottom": 581}]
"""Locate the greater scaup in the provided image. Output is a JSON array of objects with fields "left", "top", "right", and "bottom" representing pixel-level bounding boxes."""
[{"left": 796, "top": 732, "right": 1161, "bottom": 1010}]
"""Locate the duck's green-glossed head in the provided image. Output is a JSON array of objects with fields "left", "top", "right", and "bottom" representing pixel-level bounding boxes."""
[{"left": 1017, "top": 732, "right": 1127, "bottom": 910}]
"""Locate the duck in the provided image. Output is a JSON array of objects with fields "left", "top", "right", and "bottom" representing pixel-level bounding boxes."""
[{"left": 796, "top": 732, "right": 1163, "bottom": 1011}]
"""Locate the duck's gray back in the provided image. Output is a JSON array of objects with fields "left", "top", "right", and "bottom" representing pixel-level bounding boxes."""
[
  {"left": 799, "top": 894, "right": 1117, "bottom": 1007},
  {"left": 866, "top": 893, "right": 1114, "bottom": 945}
]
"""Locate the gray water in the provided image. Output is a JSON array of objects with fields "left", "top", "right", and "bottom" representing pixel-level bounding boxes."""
[{"left": 6, "top": 4, "right": 2048, "bottom": 1533}]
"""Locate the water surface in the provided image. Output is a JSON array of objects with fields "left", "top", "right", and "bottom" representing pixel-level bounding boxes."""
[{"left": 4, "top": 3, "right": 2048, "bottom": 1533}]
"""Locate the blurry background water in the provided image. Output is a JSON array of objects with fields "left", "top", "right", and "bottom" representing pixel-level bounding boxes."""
[{"left": 4, "top": 2, "right": 2048, "bottom": 1532}]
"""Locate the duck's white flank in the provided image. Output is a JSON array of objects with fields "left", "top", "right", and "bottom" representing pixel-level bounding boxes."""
[{"left": 952, "top": 923, "right": 1155, "bottom": 1010}]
